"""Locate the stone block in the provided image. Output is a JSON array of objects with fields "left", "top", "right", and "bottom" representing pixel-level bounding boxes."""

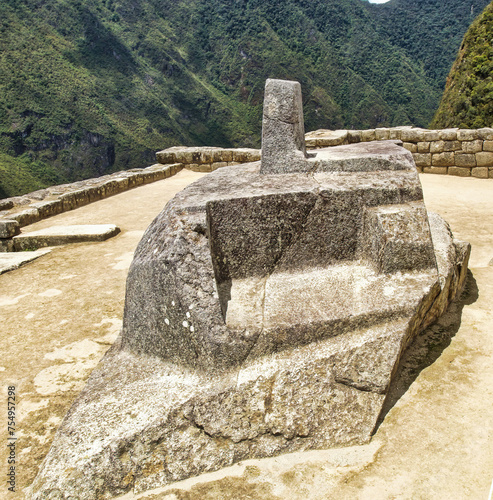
[
  {"left": 403, "top": 142, "right": 417, "bottom": 153},
  {"left": 9, "top": 208, "right": 40, "bottom": 227},
  {"left": 0, "top": 239, "right": 14, "bottom": 252},
  {"left": 388, "top": 128, "right": 402, "bottom": 140},
  {"left": 413, "top": 153, "right": 432, "bottom": 167},
  {"left": 347, "top": 130, "right": 362, "bottom": 143},
  {"left": 375, "top": 128, "right": 390, "bottom": 140},
  {"left": 198, "top": 164, "right": 212, "bottom": 172},
  {"left": 454, "top": 153, "right": 476, "bottom": 168},
  {"left": 361, "top": 204, "right": 436, "bottom": 274},
  {"left": 471, "top": 167, "right": 489, "bottom": 178},
  {"left": 155, "top": 149, "right": 177, "bottom": 164},
  {"left": 423, "top": 130, "right": 440, "bottom": 141},
  {"left": 400, "top": 128, "right": 424, "bottom": 142},
  {"left": 439, "top": 129, "right": 458, "bottom": 141},
  {"left": 360, "top": 129, "right": 376, "bottom": 142},
  {"left": 457, "top": 129, "right": 480, "bottom": 141},
  {"left": 423, "top": 166, "right": 448, "bottom": 175},
  {"left": 233, "top": 148, "right": 261, "bottom": 163},
  {"left": 448, "top": 166, "right": 471, "bottom": 177},
  {"left": 443, "top": 140, "right": 461, "bottom": 151},
  {"left": 0, "top": 220, "right": 20, "bottom": 239},
  {"left": 478, "top": 127, "right": 493, "bottom": 140},
  {"left": 30, "top": 200, "right": 64, "bottom": 219},
  {"left": 260, "top": 79, "right": 307, "bottom": 174},
  {"left": 460, "top": 140, "right": 483, "bottom": 153},
  {"left": 13, "top": 224, "right": 121, "bottom": 251},
  {"left": 0, "top": 199, "right": 14, "bottom": 211},
  {"left": 432, "top": 152, "right": 454, "bottom": 167},
  {"left": 476, "top": 151, "right": 493, "bottom": 167},
  {"left": 430, "top": 141, "right": 444, "bottom": 153},
  {"left": 483, "top": 140, "right": 493, "bottom": 152},
  {"left": 170, "top": 164, "right": 183, "bottom": 175},
  {"left": 490, "top": 167, "right": 493, "bottom": 178},
  {"left": 417, "top": 142, "right": 430, "bottom": 153}
]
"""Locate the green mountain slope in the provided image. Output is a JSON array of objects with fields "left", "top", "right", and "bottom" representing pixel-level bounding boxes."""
[
  {"left": 0, "top": 0, "right": 488, "bottom": 197},
  {"left": 431, "top": 1, "right": 493, "bottom": 128}
]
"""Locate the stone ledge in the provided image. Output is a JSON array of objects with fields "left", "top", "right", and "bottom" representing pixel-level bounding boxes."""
[
  {"left": 13, "top": 224, "right": 121, "bottom": 251},
  {"left": 0, "top": 163, "right": 182, "bottom": 252}
]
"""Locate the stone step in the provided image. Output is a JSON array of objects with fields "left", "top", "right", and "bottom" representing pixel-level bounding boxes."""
[{"left": 13, "top": 224, "right": 120, "bottom": 251}]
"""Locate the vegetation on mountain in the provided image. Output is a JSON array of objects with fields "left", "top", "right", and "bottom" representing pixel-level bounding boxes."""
[
  {"left": 0, "top": 0, "right": 488, "bottom": 197},
  {"left": 431, "top": 1, "right": 493, "bottom": 128}
]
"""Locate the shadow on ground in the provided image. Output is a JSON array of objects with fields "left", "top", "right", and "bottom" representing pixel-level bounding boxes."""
[{"left": 375, "top": 269, "right": 479, "bottom": 431}]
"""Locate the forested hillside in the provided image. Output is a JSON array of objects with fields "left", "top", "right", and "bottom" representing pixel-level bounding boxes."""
[
  {"left": 0, "top": 0, "right": 488, "bottom": 197},
  {"left": 432, "top": 1, "right": 493, "bottom": 128}
]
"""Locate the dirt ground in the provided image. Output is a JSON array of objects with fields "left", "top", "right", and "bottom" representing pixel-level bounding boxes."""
[{"left": 1, "top": 170, "right": 492, "bottom": 500}]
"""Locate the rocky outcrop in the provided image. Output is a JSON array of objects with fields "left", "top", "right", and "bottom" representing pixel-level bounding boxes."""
[{"left": 29, "top": 80, "right": 470, "bottom": 499}]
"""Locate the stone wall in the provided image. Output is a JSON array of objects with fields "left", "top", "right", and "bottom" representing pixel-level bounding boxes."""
[
  {"left": 305, "top": 127, "right": 493, "bottom": 179},
  {"left": 154, "top": 129, "right": 493, "bottom": 179},
  {"left": 2, "top": 126, "right": 491, "bottom": 251},
  {"left": 156, "top": 146, "right": 261, "bottom": 172},
  {"left": 0, "top": 163, "right": 182, "bottom": 251}
]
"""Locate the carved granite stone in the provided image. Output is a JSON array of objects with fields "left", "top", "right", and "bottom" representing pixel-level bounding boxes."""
[{"left": 29, "top": 79, "right": 470, "bottom": 499}]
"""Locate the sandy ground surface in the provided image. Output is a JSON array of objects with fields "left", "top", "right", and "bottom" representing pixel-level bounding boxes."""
[{"left": 0, "top": 170, "right": 492, "bottom": 500}]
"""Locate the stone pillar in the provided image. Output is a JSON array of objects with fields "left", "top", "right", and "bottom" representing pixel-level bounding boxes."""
[{"left": 260, "top": 79, "right": 308, "bottom": 174}]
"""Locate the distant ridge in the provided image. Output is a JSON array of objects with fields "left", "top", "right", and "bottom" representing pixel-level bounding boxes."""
[
  {"left": 0, "top": 0, "right": 489, "bottom": 197},
  {"left": 432, "top": 1, "right": 493, "bottom": 128}
]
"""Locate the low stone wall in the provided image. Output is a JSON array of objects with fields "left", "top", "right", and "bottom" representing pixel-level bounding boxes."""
[
  {"left": 2, "top": 126, "right": 491, "bottom": 251},
  {"left": 305, "top": 127, "right": 493, "bottom": 178},
  {"left": 156, "top": 146, "right": 261, "bottom": 172},
  {"left": 0, "top": 163, "right": 182, "bottom": 251}
]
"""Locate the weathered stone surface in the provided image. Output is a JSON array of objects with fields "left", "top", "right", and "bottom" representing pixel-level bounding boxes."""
[
  {"left": 30, "top": 81, "right": 470, "bottom": 500},
  {"left": 0, "top": 248, "right": 52, "bottom": 275},
  {"left": 360, "top": 129, "right": 376, "bottom": 142},
  {"left": 400, "top": 128, "right": 424, "bottom": 142},
  {"left": 307, "top": 141, "right": 411, "bottom": 173},
  {"left": 476, "top": 151, "right": 493, "bottom": 167},
  {"left": 483, "top": 140, "right": 493, "bottom": 152},
  {"left": 454, "top": 153, "right": 476, "bottom": 168},
  {"left": 443, "top": 140, "right": 462, "bottom": 151},
  {"left": 9, "top": 208, "right": 40, "bottom": 227},
  {"left": 403, "top": 142, "right": 418, "bottom": 153},
  {"left": 448, "top": 166, "right": 471, "bottom": 177},
  {"left": 13, "top": 224, "right": 120, "bottom": 251},
  {"left": 375, "top": 128, "right": 390, "bottom": 141},
  {"left": 260, "top": 79, "right": 307, "bottom": 173},
  {"left": 305, "top": 129, "right": 348, "bottom": 148},
  {"left": 417, "top": 141, "right": 430, "bottom": 153},
  {"left": 347, "top": 130, "right": 362, "bottom": 143},
  {"left": 472, "top": 167, "right": 489, "bottom": 178},
  {"left": 0, "top": 219, "right": 20, "bottom": 239},
  {"left": 432, "top": 152, "right": 454, "bottom": 167},
  {"left": 457, "top": 129, "right": 480, "bottom": 141},
  {"left": 439, "top": 128, "right": 459, "bottom": 141},
  {"left": 460, "top": 139, "right": 483, "bottom": 153},
  {"left": 423, "top": 130, "right": 440, "bottom": 141},
  {"left": 0, "top": 199, "right": 14, "bottom": 210},
  {"left": 413, "top": 153, "right": 432, "bottom": 167}
]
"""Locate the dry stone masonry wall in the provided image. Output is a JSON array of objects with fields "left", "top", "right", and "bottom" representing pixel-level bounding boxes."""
[
  {"left": 0, "top": 163, "right": 182, "bottom": 251},
  {"left": 305, "top": 127, "right": 493, "bottom": 178}
]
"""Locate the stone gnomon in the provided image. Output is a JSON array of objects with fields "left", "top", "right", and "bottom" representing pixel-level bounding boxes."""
[{"left": 30, "top": 80, "right": 470, "bottom": 499}]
